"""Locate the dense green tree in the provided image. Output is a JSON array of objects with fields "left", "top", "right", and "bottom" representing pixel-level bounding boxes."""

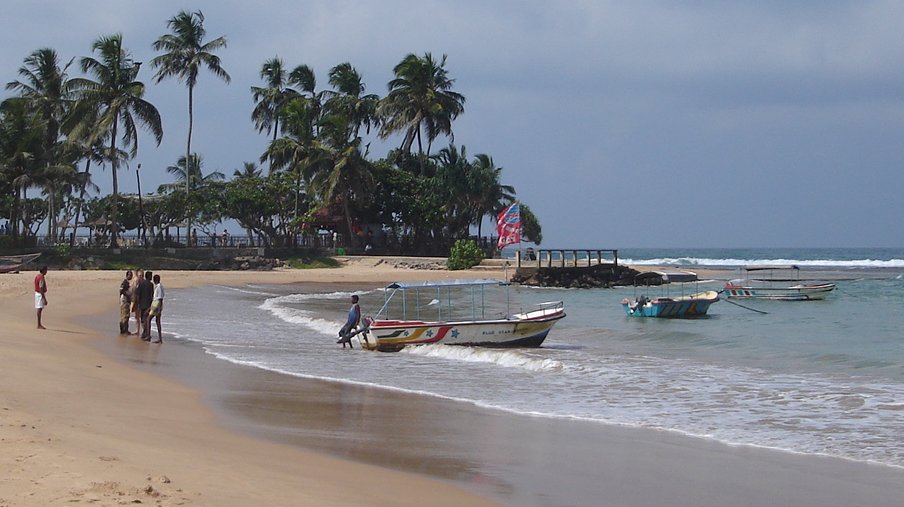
[
  {"left": 6, "top": 48, "right": 78, "bottom": 241},
  {"left": 70, "top": 33, "right": 163, "bottom": 247},
  {"left": 222, "top": 171, "right": 298, "bottom": 246},
  {"left": 151, "top": 9, "right": 229, "bottom": 238},
  {"left": 519, "top": 203, "right": 542, "bottom": 245},
  {"left": 0, "top": 98, "right": 43, "bottom": 243},
  {"left": 312, "top": 115, "right": 376, "bottom": 246}
]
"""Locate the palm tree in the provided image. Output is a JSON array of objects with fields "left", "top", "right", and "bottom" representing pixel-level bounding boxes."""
[
  {"left": 233, "top": 161, "right": 261, "bottom": 179},
  {"left": 6, "top": 48, "right": 77, "bottom": 241},
  {"left": 287, "top": 64, "right": 326, "bottom": 137},
  {"left": 432, "top": 144, "right": 477, "bottom": 239},
  {"left": 161, "top": 153, "right": 224, "bottom": 192},
  {"left": 70, "top": 33, "right": 163, "bottom": 247},
  {"left": 471, "top": 153, "right": 515, "bottom": 238},
  {"left": 379, "top": 53, "right": 465, "bottom": 174},
  {"left": 251, "top": 57, "right": 296, "bottom": 141},
  {"left": 6, "top": 48, "right": 74, "bottom": 156},
  {"left": 324, "top": 62, "right": 380, "bottom": 142},
  {"left": 151, "top": 9, "right": 229, "bottom": 236}
]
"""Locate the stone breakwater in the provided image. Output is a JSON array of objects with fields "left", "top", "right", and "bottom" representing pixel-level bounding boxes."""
[{"left": 511, "top": 264, "right": 640, "bottom": 288}]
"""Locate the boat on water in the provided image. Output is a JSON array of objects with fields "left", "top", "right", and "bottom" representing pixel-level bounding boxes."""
[
  {"left": 0, "top": 253, "right": 41, "bottom": 274},
  {"left": 357, "top": 279, "right": 566, "bottom": 352},
  {"left": 723, "top": 265, "right": 835, "bottom": 301},
  {"left": 621, "top": 271, "right": 720, "bottom": 318}
]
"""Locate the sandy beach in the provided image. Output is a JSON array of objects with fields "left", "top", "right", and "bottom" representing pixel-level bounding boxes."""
[
  {"left": 0, "top": 261, "right": 503, "bottom": 506},
  {"left": 3, "top": 259, "right": 904, "bottom": 506}
]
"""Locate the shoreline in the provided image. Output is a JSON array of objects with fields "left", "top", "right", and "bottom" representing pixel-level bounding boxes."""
[{"left": 4, "top": 263, "right": 904, "bottom": 506}]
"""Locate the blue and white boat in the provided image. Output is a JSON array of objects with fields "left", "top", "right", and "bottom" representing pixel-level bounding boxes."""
[{"left": 622, "top": 271, "right": 719, "bottom": 318}]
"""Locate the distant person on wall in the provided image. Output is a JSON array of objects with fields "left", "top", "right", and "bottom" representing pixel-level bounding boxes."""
[
  {"left": 136, "top": 270, "right": 155, "bottom": 341},
  {"left": 148, "top": 273, "right": 165, "bottom": 343},
  {"left": 34, "top": 266, "right": 48, "bottom": 329},
  {"left": 119, "top": 270, "right": 133, "bottom": 334},
  {"left": 337, "top": 294, "right": 361, "bottom": 348}
]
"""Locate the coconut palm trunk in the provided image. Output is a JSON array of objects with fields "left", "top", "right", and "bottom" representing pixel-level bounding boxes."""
[
  {"left": 109, "top": 122, "right": 120, "bottom": 247},
  {"left": 70, "top": 159, "right": 91, "bottom": 247},
  {"left": 185, "top": 84, "right": 194, "bottom": 238}
]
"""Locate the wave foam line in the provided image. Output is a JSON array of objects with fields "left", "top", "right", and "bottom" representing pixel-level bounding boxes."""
[
  {"left": 622, "top": 257, "right": 904, "bottom": 268},
  {"left": 401, "top": 344, "right": 563, "bottom": 372}
]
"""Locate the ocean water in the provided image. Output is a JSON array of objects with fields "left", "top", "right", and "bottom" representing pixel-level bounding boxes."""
[{"left": 163, "top": 248, "right": 904, "bottom": 469}]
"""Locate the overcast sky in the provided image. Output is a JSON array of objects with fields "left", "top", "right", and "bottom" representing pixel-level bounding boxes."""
[{"left": 3, "top": 1, "right": 903, "bottom": 248}]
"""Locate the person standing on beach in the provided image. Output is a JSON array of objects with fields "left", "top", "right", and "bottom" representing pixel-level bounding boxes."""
[
  {"left": 34, "top": 266, "right": 48, "bottom": 329},
  {"left": 131, "top": 269, "right": 144, "bottom": 336},
  {"left": 337, "top": 294, "right": 361, "bottom": 348},
  {"left": 148, "top": 273, "right": 165, "bottom": 343},
  {"left": 119, "top": 270, "right": 133, "bottom": 334},
  {"left": 136, "top": 270, "right": 155, "bottom": 341}
]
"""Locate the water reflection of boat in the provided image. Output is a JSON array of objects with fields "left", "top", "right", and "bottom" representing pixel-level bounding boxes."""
[
  {"left": 0, "top": 253, "right": 41, "bottom": 274},
  {"left": 359, "top": 279, "right": 566, "bottom": 352},
  {"left": 724, "top": 265, "right": 835, "bottom": 301},
  {"left": 621, "top": 271, "right": 719, "bottom": 318}
]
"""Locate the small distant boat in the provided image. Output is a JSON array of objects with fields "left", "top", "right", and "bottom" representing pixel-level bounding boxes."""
[
  {"left": 0, "top": 253, "right": 41, "bottom": 274},
  {"left": 358, "top": 279, "right": 566, "bottom": 352},
  {"left": 622, "top": 271, "right": 720, "bottom": 318},
  {"left": 723, "top": 265, "right": 835, "bottom": 301}
]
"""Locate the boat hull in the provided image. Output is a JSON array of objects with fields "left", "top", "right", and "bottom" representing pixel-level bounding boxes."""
[
  {"left": 622, "top": 291, "right": 720, "bottom": 318},
  {"left": 723, "top": 283, "right": 835, "bottom": 301},
  {"left": 360, "top": 309, "right": 566, "bottom": 352}
]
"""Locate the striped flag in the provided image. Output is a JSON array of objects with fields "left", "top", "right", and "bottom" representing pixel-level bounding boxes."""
[{"left": 496, "top": 202, "right": 521, "bottom": 249}]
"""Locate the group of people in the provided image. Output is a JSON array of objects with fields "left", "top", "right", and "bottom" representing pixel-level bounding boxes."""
[{"left": 119, "top": 268, "right": 165, "bottom": 342}]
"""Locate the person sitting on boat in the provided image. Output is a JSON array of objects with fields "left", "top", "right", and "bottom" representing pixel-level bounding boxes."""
[{"left": 337, "top": 294, "right": 361, "bottom": 348}]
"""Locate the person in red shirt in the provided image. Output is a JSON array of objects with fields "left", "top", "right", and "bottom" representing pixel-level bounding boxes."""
[{"left": 34, "top": 266, "right": 48, "bottom": 329}]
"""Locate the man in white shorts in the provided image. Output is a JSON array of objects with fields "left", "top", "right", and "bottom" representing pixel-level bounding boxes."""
[{"left": 34, "top": 266, "right": 48, "bottom": 329}]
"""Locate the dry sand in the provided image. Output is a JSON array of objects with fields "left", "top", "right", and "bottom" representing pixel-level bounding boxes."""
[{"left": 0, "top": 259, "right": 503, "bottom": 506}]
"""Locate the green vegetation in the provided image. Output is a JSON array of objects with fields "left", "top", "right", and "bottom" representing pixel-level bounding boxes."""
[
  {"left": 447, "top": 239, "right": 484, "bottom": 270},
  {"left": 1, "top": 10, "right": 542, "bottom": 257}
]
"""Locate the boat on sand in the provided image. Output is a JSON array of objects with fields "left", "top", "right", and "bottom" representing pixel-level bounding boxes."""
[{"left": 0, "top": 253, "right": 41, "bottom": 274}]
